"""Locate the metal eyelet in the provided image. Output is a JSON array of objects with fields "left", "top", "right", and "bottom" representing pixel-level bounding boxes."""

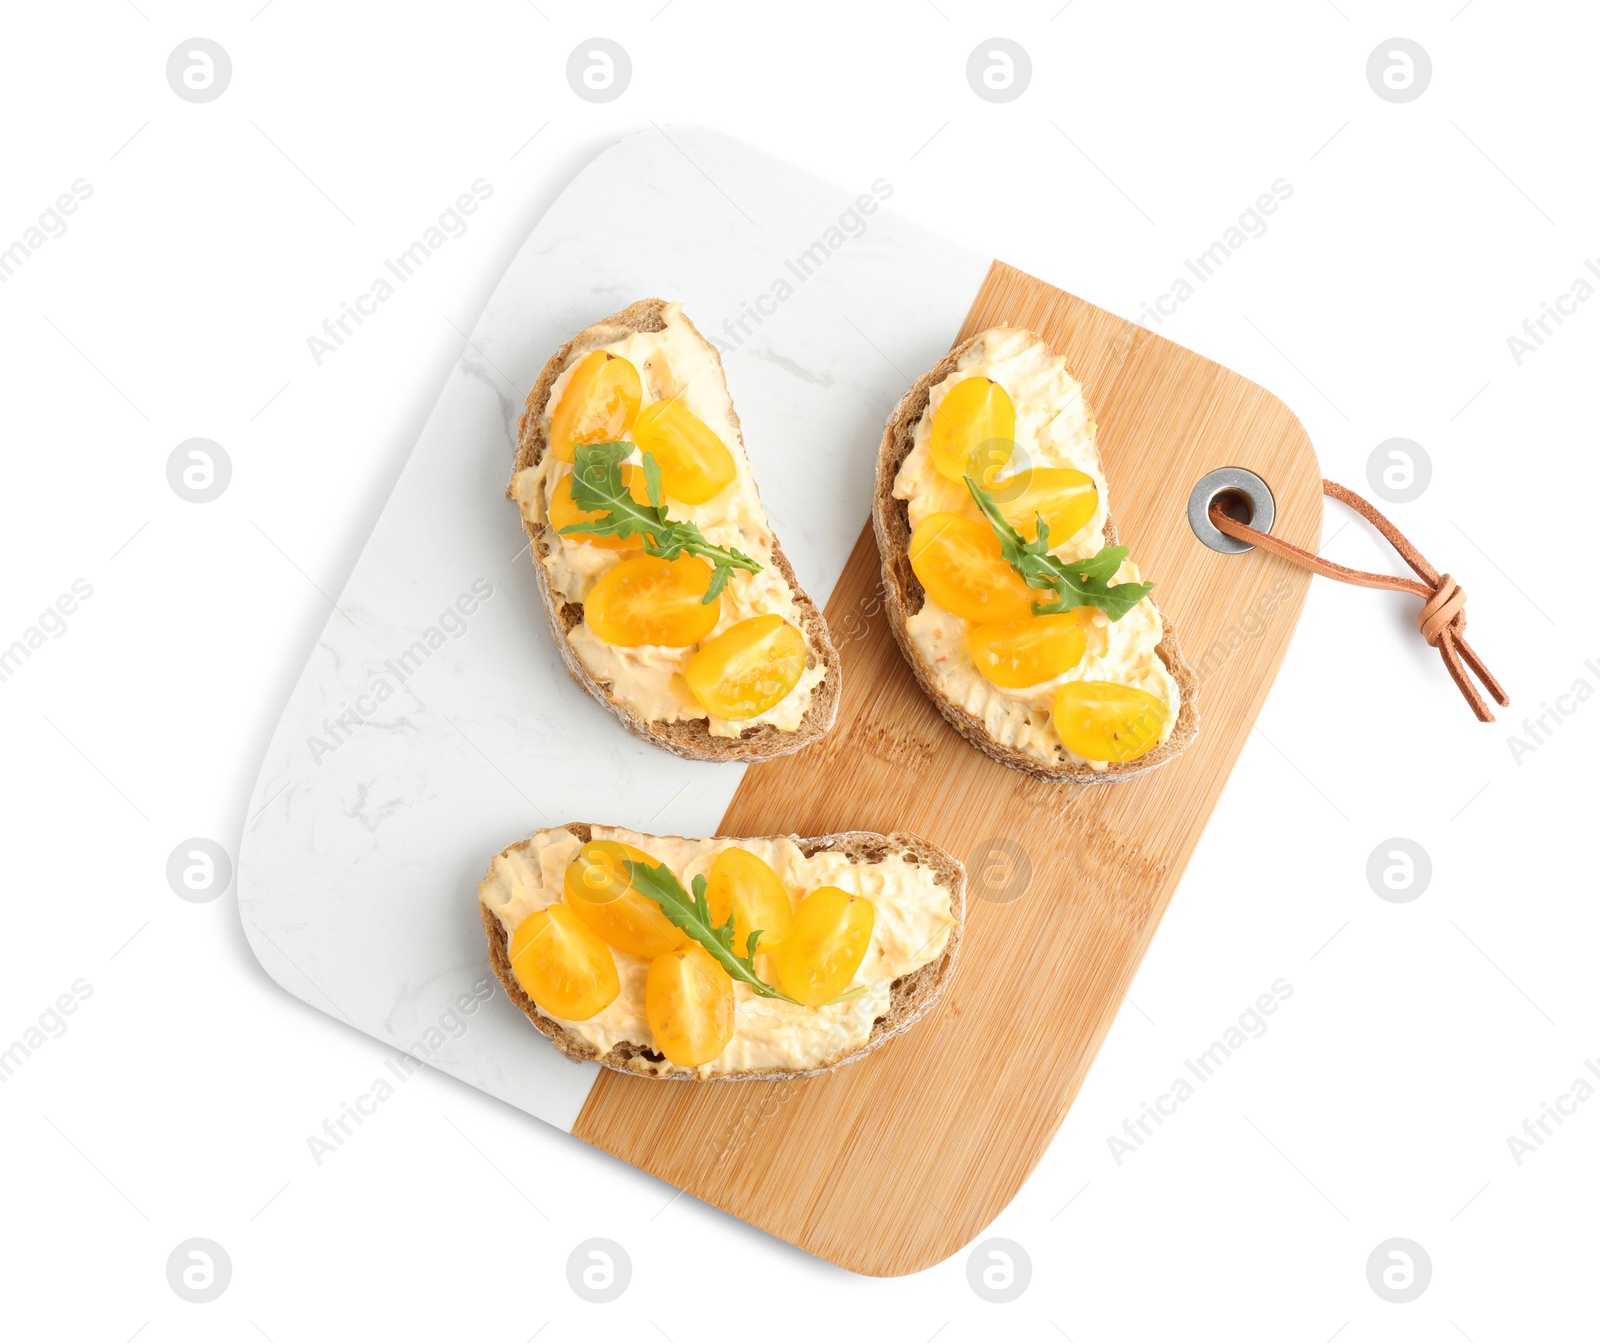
[{"left": 1187, "top": 467, "right": 1276, "bottom": 555}]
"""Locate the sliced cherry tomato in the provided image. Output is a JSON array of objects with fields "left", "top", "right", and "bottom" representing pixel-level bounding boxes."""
[
  {"left": 508, "top": 904, "right": 620, "bottom": 1020},
  {"left": 549, "top": 351, "right": 641, "bottom": 463},
  {"left": 630, "top": 398, "right": 737, "bottom": 504},
  {"left": 646, "top": 944, "right": 735, "bottom": 1067},
  {"left": 1052, "top": 680, "right": 1168, "bottom": 762},
  {"left": 929, "top": 377, "right": 1016, "bottom": 486},
  {"left": 909, "top": 512, "right": 1035, "bottom": 623},
  {"left": 774, "top": 886, "right": 874, "bottom": 1007},
  {"left": 684, "top": 615, "right": 807, "bottom": 719},
  {"left": 564, "top": 840, "right": 690, "bottom": 959},
  {"left": 986, "top": 466, "right": 1098, "bottom": 545},
  {"left": 968, "top": 611, "right": 1090, "bottom": 688},
  {"left": 704, "top": 846, "right": 793, "bottom": 958},
  {"left": 584, "top": 554, "right": 720, "bottom": 647}
]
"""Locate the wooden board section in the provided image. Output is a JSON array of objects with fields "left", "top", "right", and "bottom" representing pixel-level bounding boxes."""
[{"left": 572, "top": 262, "right": 1322, "bottom": 1276}]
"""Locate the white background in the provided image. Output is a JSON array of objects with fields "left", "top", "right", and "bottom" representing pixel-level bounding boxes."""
[{"left": 2, "top": 1, "right": 1596, "bottom": 1338}]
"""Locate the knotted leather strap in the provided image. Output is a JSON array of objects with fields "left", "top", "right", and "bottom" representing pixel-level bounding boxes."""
[{"left": 1209, "top": 480, "right": 1509, "bottom": 722}]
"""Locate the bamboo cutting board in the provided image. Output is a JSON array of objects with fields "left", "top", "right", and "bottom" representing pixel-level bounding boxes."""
[
  {"left": 569, "top": 261, "right": 1322, "bottom": 1276},
  {"left": 238, "top": 131, "right": 1321, "bottom": 1282}
]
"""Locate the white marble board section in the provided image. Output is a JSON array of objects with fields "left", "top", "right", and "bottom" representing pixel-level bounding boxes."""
[{"left": 236, "top": 125, "right": 990, "bottom": 1134}]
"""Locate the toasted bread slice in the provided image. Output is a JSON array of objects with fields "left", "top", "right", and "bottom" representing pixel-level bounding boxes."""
[
  {"left": 479, "top": 823, "right": 964, "bottom": 1081},
  {"left": 873, "top": 329, "right": 1199, "bottom": 783},
  {"left": 510, "top": 300, "right": 841, "bottom": 762}
]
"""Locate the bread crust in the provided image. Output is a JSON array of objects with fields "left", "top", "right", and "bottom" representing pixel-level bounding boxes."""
[
  {"left": 511, "top": 300, "right": 841, "bottom": 762},
  {"left": 872, "top": 329, "right": 1200, "bottom": 783},
  {"left": 480, "top": 824, "right": 965, "bottom": 1082}
]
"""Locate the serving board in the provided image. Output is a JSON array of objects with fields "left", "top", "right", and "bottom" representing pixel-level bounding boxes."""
[{"left": 238, "top": 127, "right": 1320, "bottom": 1277}]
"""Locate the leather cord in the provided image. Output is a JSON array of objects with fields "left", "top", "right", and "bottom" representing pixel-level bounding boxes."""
[{"left": 1209, "top": 480, "right": 1509, "bottom": 722}]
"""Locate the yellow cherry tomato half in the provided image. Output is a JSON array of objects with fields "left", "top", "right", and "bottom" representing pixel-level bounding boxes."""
[
  {"left": 987, "top": 466, "right": 1099, "bottom": 546},
  {"left": 775, "top": 886, "right": 875, "bottom": 1007},
  {"left": 548, "top": 463, "right": 652, "bottom": 551},
  {"left": 564, "top": 840, "right": 690, "bottom": 960},
  {"left": 929, "top": 376, "right": 1016, "bottom": 486},
  {"left": 704, "top": 846, "right": 793, "bottom": 958},
  {"left": 968, "top": 611, "right": 1090, "bottom": 689},
  {"left": 508, "top": 904, "right": 620, "bottom": 1021},
  {"left": 908, "top": 512, "right": 1035, "bottom": 624},
  {"left": 646, "top": 943, "right": 735, "bottom": 1067},
  {"left": 584, "top": 554, "right": 721, "bottom": 647},
  {"left": 548, "top": 350, "right": 642, "bottom": 463},
  {"left": 1051, "top": 680, "right": 1169, "bottom": 763},
  {"left": 684, "top": 614, "right": 807, "bottom": 720},
  {"left": 630, "top": 398, "right": 737, "bottom": 504}
]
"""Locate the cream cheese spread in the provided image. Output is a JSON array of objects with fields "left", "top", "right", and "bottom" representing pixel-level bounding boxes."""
[
  {"left": 480, "top": 826, "right": 955, "bottom": 1078},
  {"left": 891, "top": 326, "right": 1179, "bottom": 770},
  {"left": 512, "top": 304, "right": 822, "bottom": 737}
]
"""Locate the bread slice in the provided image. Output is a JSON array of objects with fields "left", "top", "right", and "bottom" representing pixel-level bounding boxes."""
[
  {"left": 510, "top": 300, "right": 841, "bottom": 762},
  {"left": 872, "top": 330, "right": 1200, "bottom": 783},
  {"left": 479, "top": 823, "right": 964, "bottom": 1082}
]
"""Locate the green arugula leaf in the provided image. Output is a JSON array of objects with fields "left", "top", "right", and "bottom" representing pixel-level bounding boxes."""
[
  {"left": 625, "top": 859, "right": 870, "bottom": 1009},
  {"left": 964, "top": 474, "right": 1154, "bottom": 622},
  {"left": 1063, "top": 546, "right": 1125, "bottom": 583},
  {"left": 624, "top": 860, "right": 801, "bottom": 1003},
  {"left": 561, "top": 442, "right": 762, "bottom": 604},
  {"left": 641, "top": 450, "right": 663, "bottom": 509}
]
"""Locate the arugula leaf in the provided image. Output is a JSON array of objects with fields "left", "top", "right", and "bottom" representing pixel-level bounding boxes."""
[
  {"left": 1060, "top": 546, "right": 1124, "bottom": 583},
  {"left": 640, "top": 450, "right": 663, "bottom": 509},
  {"left": 561, "top": 442, "right": 762, "bottom": 604},
  {"left": 625, "top": 859, "right": 869, "bottom": 1008},
  {"left": 624, "top": 859, "right": 801, "bottom": 1003},
  {"left": 964, "top": 475, "right": 1154, "bottom": 622}
]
